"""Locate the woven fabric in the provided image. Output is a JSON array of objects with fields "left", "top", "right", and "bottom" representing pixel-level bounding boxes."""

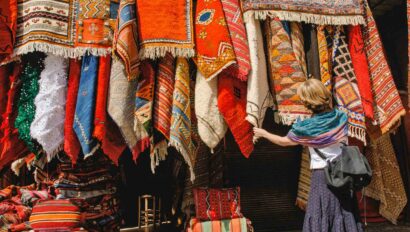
[
  {"left": 332, "top": 27, "right": 366, "bottom": 144},
  {"left": 136, "top": 0, "right": 194, "bottom": 59},
  {"left": 30, "top": 54, "right": 68, "bottom": 162},
  {"left": 113, "top": 0, "right": 140, "bottom": 80},
  {"left": 108, "top": 59, "right": 138, "bottom": 157},
  {"left": 0, "top": 66, "right": 11, "bottom": 151},
  {"left": 152, "top": 53, "right": 175, "bottom": 167},
  {"left": 0, "top": 0, "right": 17, "bottom": 63},
  {"left": 134, "top": 61, "right": 155, "bottom": 160},
  {"left": 14, "top": 60, "right": 42, "bottom": 154},
  {"left": 347, "top": 25, "right": 374, "bottom": 120},
  {"left": 195, "top": 71, "right": 227, "bottom": 151},
  {"left": 0, "top": 64, "right": 28, "bottom": 171},
  {"left": 195, "top": 0, "right": 236, "bottom": 80},
  {"left": 295, "top": 147, "right": 311, "bottom": 211},
  {"left": 64, "top": 59, "right": 82, "bottom": 165},
  {"left": 317, "top": 26, "right": 332, "bottom": 91},
  {"left": 266, "top": 18, "right": 310, "bottom": 125},
  {"left": 221, "top": 0, "right": 251, "bottom": 81},
  {"left": 364, "top": 134, "right": 408, "bottom": 224},
  {"left": 188, "top": 217, "right": 249, "bottom": 232},
  {"left": 362, "top": 3, "right": 405, "bottom": 137},
  {"left": 193, "top": 187, "right": 242, "bottom": 221},
  {"left": 94, "top": 56, "right": 126, "bottom": 165},
  {"left": 218, "top": 73, "right": 254, "bottom": 158},
  {"left": 170, "top": 58, "right": 197, "bottom": 181},
  {"left": 290, "top": 22, "right": 307, "bottom": 77},
  {"left": 245, "top": 18, "right": 273, "bottom": 130},
  {"left": 29, "top": 199, "right": 81, "bottom": 230},
  {"left": 73, "top": 55, "right": 100, "bottom": 159},
  {"left": 242, "top": 0, "right": 364, "bottom": 25},
  {"left": 20, "top": 189, "right": 52, "bottom": 207}
]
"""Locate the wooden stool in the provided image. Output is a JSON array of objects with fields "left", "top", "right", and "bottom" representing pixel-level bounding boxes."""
[{"left": 137, "top": 195, "right": 161, "bottom": 231}]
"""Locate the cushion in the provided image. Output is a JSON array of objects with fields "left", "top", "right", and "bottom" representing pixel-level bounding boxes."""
[
  {"left": 29, "top": 199, "right": 81, "bottom": 231},
  {"left": 193, "top": 187, "right": 242, "bottom": 221}
]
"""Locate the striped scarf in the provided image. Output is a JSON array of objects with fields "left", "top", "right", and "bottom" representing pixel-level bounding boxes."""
[
  {"left": 332, "top": 27, "right": 366, "bottom": 144},
  {"left": 73, "top": 55, "right": 100, "bottom": 159},
  {"left": 152, "top": 53, "right": 175, "bottom": 170},
  {"left": 134, "top": 61, "right": 155, "bottom": 159},
  {"left": 221, "top": 0, "right": 251, "bottom": 81},
  {"left": 266, "top": 18, "right": 310, "bottom": 125},
  {"left": 362, "top": 2, "right": 405, "bottom": 137},
  {"left": 170, "top": 58, "right": 197, "bottom": 181},
  {"left": 64, "top": 59, "right": 82, "bottom": 165}
]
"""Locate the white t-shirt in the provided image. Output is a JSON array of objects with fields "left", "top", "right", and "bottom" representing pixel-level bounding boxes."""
[{"left": 308, "top": 138, "right": 348, "bottom": 169}]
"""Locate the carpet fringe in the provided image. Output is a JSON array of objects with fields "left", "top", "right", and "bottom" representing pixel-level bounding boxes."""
[
  {"left": 139, "top": 47, "right": 195, "bottom": 60},
  {"left": 168, "top": 140, "right": 195, "bottom": 182},
  {"left": 14, "top": 42, "right": 111, "bottom": 58},
  {"left": 244, "top": 10, "right": 365, "bottom": 26}
]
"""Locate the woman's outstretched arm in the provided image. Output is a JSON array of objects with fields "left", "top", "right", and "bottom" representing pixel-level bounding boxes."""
[{"left": 253, "top": 128, "right": 298, "bottom": 147}]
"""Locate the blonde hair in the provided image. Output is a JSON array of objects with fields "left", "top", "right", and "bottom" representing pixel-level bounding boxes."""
[{"left": 297, "top": 79, "right": 332, "bottom": 113}]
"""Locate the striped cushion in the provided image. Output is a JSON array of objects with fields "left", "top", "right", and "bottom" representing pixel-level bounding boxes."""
[
  {"left": 29, "top": 199, "right": 81, "bottom": 231},
  {"left": 188, "top": 217, "right": 250, "bottom": 232}
]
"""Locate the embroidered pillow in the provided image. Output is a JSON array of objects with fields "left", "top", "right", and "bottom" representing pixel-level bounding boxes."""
[
  {"left": 193, "top": 187, "right": 242, "bottom": 221},
  {"left": 29, "top": 199, "right": 82, "bottom": 231}
]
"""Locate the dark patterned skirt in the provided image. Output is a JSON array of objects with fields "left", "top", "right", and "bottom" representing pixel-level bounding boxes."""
[{"left": 303, "top": 170, "right": 364, "bottom": 232}]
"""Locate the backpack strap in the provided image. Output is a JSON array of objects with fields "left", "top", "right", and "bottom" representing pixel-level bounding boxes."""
[{"left": 313, "top": 147, "right": 327, "bottom": 161}]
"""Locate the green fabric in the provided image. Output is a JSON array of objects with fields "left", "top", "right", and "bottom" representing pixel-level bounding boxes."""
[
  {"left": 14, "top": 62, "right": 42, "bottom": 154},
  {"left": 221, "top": 220, "right": 231, "bottom": 231},
  {"left": 201, "top": 221, "right": 212, "bottom": 231}
]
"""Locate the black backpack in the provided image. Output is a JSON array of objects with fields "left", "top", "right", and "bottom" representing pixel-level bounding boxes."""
[{"left": 314, "top": 145, "right": 372, "bottom": 191}]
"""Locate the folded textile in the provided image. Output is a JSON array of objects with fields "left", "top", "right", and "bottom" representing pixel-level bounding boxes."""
[
  {"left": 136, "top": 0, "right": 195, "bottom": 59},
  {"left": 241, "top": 0, "right": 365, "bottom": 25},
  {"left": 365, "top": 134, "right": 408, "bottom": 224},
  {"left": 0, "top": 64, "right": 28, "bottom": 171},
  {"left": 347, "top": 25, "right": 374, "bottom": 120},
  {"left": 14, "top": 58, "right": 43, "bottom": 154},
  {"left": 221, "top": 0, "right": 251, "bottom": 81},
  {"left": 0, "top": 0, "right": 17, "bottom": 63},
  {"left": 245, "top": 18, "right": 274, "bottom": 131},
  {"left": 287, "top": 109, "right": 348, "bottom": 148},
  {"left": 64, "top": 59, "right": 82, "bottom": 165},
  {"left": 295, "top": 147, "right": 311, "bottom": 211},
  {"left": 15, "top": 0, "right": 115, "bottom": 58},
  {"left": 362, "top": 3, "right": 405, "bottom": 137},
  {"left": 195, "top": 71, "right": 227, "bottom": 151},
  {"left": 113, "top": 0, "right": 140, "bottom": 80},
  {"left": 30, "top": 54, "right": 68, "bottom": 161},
  {"left": 218, "top": 73, "right": 254, "bottom": 158},
  {"left": 332, "top": 26, "right": 366, "bottom": 144},
  {"left": 290, "top": 23, "right": 307, "bottom": 77},
  {"left": 317, "top": 26, "right": 332, "bottom": 91},
  {"left": 134, "top": 61, "right": 155, "bottom": 160},
  {"left": 20, "top": 189, "right": 52, "bottom": 207},
  {"left": 73, "top": 55, "right": 100, "bottom": 159},
  {"left": 152, "top": 53, "right": 175, "bottom": 170},
  {"left": 195, "top": 0, "right": 236, "bottom": 80},
  {"left": 266, "top": 18, "right": 310, "bottom": 125},
  {"left": 188, "top": 217, "right": 249, "bottom": 232},
  {"left": 94, "top": 56, "right": 126, "bottom": 165},
  {"left": 108, "top": 58, "right": 139, "bottom": 157},
  {"left": 170, "top": 58, "right": 197, "bottom": 181}
]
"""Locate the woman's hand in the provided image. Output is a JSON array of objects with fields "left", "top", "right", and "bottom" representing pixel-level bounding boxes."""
[{"left": 253, "top": 127, "right": 268, "bottom": 141}]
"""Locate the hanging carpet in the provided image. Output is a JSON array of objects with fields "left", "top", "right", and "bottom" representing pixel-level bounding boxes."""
[
  {"left": 290, "top": 22, "right": 307, "bottom": 77},
  {"left": 266, "top": 18, "right": 310, "bottom": 125},
  {"left": 317, "top": 26, "right": 332, "bottom": 91},
  {"left": 295, "top": 147, "right": 311, "bottom": 211},
  {"left": 136, "top": 0, "right": 195, "bottom": 59},
  {"left": 241, "top": 0, "right": 365, "bottom": 25}
]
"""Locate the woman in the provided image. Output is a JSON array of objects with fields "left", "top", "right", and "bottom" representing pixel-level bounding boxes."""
[{"left": 254, "top": 79, "right": 363, "bottom": 232}]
